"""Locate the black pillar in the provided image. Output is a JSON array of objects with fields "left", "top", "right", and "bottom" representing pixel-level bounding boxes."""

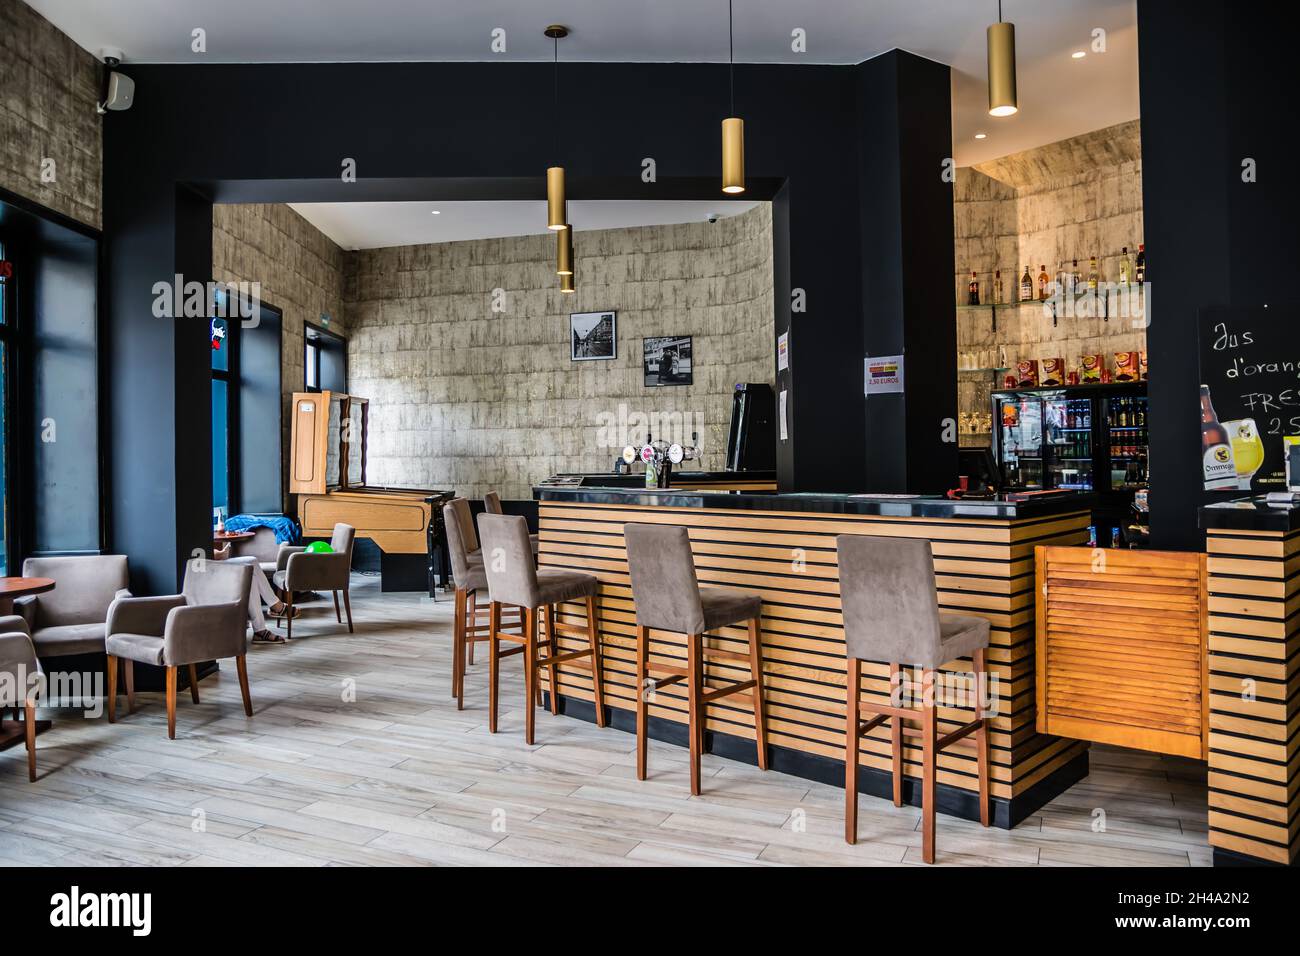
[{"left": 856, "top": 51, "right": 958, "bottom": 494}]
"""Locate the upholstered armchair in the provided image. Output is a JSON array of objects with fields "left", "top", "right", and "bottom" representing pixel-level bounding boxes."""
[
  {"left": 104, "top": 560, "right": 254, "bottom": 740},
  {"left": 0, "top": 630, "right": 42, "bottom": 781},
  {"left": 224, "top": 526, "right": 281, "bottom": 579},
  {"left": 273, "top": 523, "right": 356, "bottom": 639},
  {"left": 0, "top": 555, "right": 130, "bottom": 663}
]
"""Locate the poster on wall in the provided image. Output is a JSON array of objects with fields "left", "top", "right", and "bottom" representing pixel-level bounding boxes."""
[
  {"left": 571, "top": 311, "right": 617, "bottom": 361},
  {"left": 777, "top": 331, "right": 789, "bottom": 372},
  {"left": 1198, "top": 306, "right": 1300, "bottom": 492},
  {"left": 864, "top": 354, "right": 905, "bottom": 396},
  {"left": 643, "top": 335, "right": 693, "bottom": 386}
]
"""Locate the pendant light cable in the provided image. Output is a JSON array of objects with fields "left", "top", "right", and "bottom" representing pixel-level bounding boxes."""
[
  {"left": 553, "top": 35, "right": 559, "bottom": 164},
  {"left": 728, "top": 0, "right": 735, "bottom": 115}
]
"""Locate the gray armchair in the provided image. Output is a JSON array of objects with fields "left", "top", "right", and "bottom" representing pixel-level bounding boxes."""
[
  {"left": 0, "top": 555, "right": 130, "bottom": 662},
  {"left": 272, "top": 523, "right": 355, "bottom": 639},
  {"left": 0, "top": 631, "right": 42, "bottom": 781},
  {"left": 105, "top": 561, "right": 253, "bottom": 740}
]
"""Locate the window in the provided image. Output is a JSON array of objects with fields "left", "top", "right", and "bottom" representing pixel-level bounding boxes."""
[
  {"left": 0, "top": 241, "right": 10, "bottom": 574},
  {"left": 304, "top": 322, "right": 346, "bottom": 394}
]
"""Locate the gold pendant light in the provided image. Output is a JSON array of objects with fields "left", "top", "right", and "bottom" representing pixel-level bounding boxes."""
[
  {"left": 986, "top": 1, "right": 1018, "bottom": 117},
  {"left": 545, "top": 25, "right": 569, "bottom": 229},
  {"left": 557, "top": 225, "right": 573, "bottom": 276},
  {"left": 560, "top": 273, "right": 575, "bottom": 294},
  {"left": 721, "top": 0, "right": 745, "bottom": 194}
]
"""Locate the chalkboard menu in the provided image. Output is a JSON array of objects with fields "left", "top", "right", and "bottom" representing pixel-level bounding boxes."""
[{"left": 1198, "top": 306, "right": 1300, "bottom": 491}]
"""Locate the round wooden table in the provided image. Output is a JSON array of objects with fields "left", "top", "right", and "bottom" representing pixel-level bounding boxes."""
[
  {"left": 0, "top": 577, "right": 55, "bottom": 617},
  {"left": 213, "top": 530, "right": 255, "bottom": 559}
]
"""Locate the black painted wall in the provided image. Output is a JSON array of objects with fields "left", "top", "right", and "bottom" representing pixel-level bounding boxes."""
[
  {"left": 103, "top": 56, "right": 956, "bottom": 591},
  {"left": 1138, "top": 0, "right": 1298, "bottom": 549}
]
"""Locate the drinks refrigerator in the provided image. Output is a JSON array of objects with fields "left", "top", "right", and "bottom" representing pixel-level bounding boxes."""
[{"left": 991, "top": 383, "right": 1149, "bottom": 504}]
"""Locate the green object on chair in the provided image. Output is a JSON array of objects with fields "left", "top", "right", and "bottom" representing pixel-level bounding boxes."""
[{"left": 305, "top": 541, "right": 334, "bottom": 554}]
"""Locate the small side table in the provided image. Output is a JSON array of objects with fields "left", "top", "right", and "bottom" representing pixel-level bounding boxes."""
[{"left": 213, "top": 530, "right": 255, "bottom": 560}]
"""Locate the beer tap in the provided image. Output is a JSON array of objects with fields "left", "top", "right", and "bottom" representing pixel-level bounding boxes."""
[{"left": 621, "top": 432, "right": 701, "bottom": 490}]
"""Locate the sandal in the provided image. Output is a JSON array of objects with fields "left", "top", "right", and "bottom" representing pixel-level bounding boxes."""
[
  {"left": 267, "top": 603, "right": 300, "bottom": 620},
  {"left": 253, "top": 629, "right": 287, "bottom": 644}
]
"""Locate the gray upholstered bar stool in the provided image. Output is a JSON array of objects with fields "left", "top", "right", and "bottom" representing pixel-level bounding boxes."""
[
  {"left": 477, "top": 512, "right": 606, "bottom": 744},
  {"left": 483, "top": 491, "right": 539, "bottom": 556},
  {"left": 837, "top": 534, "right": 991, "bottom": 864},
  {"left": 624, "top": 523, "right": 769, "bottom": 795}
]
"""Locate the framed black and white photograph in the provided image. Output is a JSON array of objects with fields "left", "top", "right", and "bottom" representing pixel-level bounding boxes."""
[
  {"left": 643, "top": 335, "right": 693, "bottom": 387},
  {"left": 570, "top": 311, "right": 617, "bottom": 361}
]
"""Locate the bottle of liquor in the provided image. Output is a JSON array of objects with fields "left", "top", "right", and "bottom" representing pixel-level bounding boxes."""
[
  {"left": 1019, "top": 264, "right": 1033, "bottom": 302},
  {"left": 1071, "top": 258, "right": 1081, "bottom": 295},
  {"left": 1119, "top": 246, "right": 1131, "bottom": 286},
  {"left": 1037, "top": 264, "right": 1050, "bottom": 300},
  {"left": 1134, "top": 243, "right": 1146, "bottom": 284},
  {"left": 1087, "top": 255, "right": 1100, "bottom": 290},
  {"left": 968, "top": 271, "right": 980, "bottom": 306},
  {"left": 1200, "top": 385, "right": 1238, "bottom": 490},
  {"left": 994, "top": 269, "right": 1003, "bottom": 305}
]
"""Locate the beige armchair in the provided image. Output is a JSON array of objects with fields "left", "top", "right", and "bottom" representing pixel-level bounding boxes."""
[
  {"left": 105, "top": 561, "right": 253, "bottom": 740},
  {"left": 272, "top": 523, "right": 356, "bottom": 639},
  {"left": 0, "top": 555, "right": 130, "bottom": 663},
  {"left": 0, "top": 631, "right": 42, "bottom": 781}
]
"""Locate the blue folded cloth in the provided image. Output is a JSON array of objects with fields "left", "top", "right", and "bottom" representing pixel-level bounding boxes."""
[{"left": 224, "top": 514, "right": 301, "bottom": 545}]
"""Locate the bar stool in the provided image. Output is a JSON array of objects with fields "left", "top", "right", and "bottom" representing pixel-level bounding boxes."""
[
  {"left": 477, "top": 513, "right": 606, "bottom": 744},
  {"left": 483, "top": 491, "right": 539, "bottom": 556},
  {"left": 837, "top": 534, "right": 991, "bottom": 864},
  {"left": 624, "top": 523, "right": 768, "bottom": 795}
]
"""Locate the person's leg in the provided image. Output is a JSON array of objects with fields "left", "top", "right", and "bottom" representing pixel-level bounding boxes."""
[{"left": 227, "top": 556, "right": 277, "bottom": 637}]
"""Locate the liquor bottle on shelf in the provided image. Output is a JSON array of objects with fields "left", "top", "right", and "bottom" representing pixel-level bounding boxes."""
[
  {"left": 1087, "top": 255, "right": 1100, "bottom": 290},
  {"left": 1019, "top": 264, "right": 1033, "bottom": 302},
  {"left": 994, "top": 269, "right": 1003, "bottom": 304},
  {"left": 1134, "top": 243, "right": 1146, "bottom": 284},
  {"left": 968, "top": 271, "right": 980, "bottom": 306},
  {"left": 1038, "top": 264, "right": 1050, "bottom": 300},
  {"left": 1119, "top": 246, "right": 1131, "bottom": 286},
  {"left": 1070, "top": 258, "right": 1081, "bottom": 295}
]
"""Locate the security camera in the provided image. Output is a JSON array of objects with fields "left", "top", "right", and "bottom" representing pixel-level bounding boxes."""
[
  {"left": 97, "top": 50, "right": 134, "bottom": 114},
  {"left": 707, "top": 212, "right": 720, "bottom": 224}
]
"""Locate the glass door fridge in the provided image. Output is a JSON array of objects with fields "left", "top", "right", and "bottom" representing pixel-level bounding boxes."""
[
  {"left": 1044, "top": 394, "right": 1095, "bottom": 491},
  {"left": 995, "top": 392, "right": 1044, "bottom": 489}
]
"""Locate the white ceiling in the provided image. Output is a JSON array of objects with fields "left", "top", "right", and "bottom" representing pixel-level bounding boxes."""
[
  {"left": 288, "top": 200, "right": 761, "bottom": 250},
  {"left": 24, "top": 0, "right": 1140, "bottom": 163}
]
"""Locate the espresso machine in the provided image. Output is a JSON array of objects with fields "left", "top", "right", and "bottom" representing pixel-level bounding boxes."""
[{"left": 622, "top": 432, "right": 701, "bottom": 489}]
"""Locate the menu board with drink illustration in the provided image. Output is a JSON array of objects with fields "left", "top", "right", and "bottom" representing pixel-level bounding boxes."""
[{"left": 1198, "top": 306, "right": 1300, "bottom": 492}]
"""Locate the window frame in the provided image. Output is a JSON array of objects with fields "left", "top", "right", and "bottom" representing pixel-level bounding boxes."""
[{"left": 303, "top": 320, "right": 345, "bottom": 394}]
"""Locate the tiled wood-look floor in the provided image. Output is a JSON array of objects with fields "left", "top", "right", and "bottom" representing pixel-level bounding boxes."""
[{"left": 0, "top": 575, "right": 1210, "bottom": 866}]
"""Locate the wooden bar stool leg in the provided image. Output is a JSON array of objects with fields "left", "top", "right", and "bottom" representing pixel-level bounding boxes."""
[
  {"left": 466, "top": 590, "right": 477, "bottom": 666},
  {"left": 523, "top": 607, "right": 538, "bottom": 745},
  {"left": 974, "top": 648, "right": 991, "bottom": 827},
  {"left": 921, "top": 668, "right": 937, "bottom": 864},
  {"left": 585, "top": 594, "right": 605, "bottom": 727},
  {"left": 488, "top": 600, "right": 501, "bottom": 733},
  {"left": 546, "top": 603, "right": 560, "bottom": 716},
  {"left": 748, "top": 616, "right": 768, "bottom": 770},
  {"left": 845, "top": 656, "right": 861, "bottom": 844},
  {"left": 687, "top": 632, "right": 703, "bottom": 796},
  {"left": 635, "top": 624, "right": 649, "bottom": 780},
  {"left": 890, "top": 662, "right": 903, "bottom": 808},
  {"left": 451, "top": 586, "right": 465, "bottom": 702}
]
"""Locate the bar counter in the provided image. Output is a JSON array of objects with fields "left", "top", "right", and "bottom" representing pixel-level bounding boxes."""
[
  {"left": 1201, "top": 498, "right": 1300, "bottom": 865},
  {"left": 534, "top": 485, "right": 1095, "bottom": 826}
]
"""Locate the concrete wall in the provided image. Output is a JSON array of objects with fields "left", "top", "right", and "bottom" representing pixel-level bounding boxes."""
[
  {"left": 212, "top": 203, "right": 346, "bottom": 511},
  {"left": 954, "top": 120, "right": 1146, "bottom": 444},
  {"left": 0, "top": 0, "right": 101, "bottom": 228},
  {"left": 346, "top": 204, "right": 775, "bottom": 499}
]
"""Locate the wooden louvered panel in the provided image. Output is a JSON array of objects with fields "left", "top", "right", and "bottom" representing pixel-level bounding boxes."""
[{"left": 1035, "top": 546, "right": 1208, "bottom": 761}]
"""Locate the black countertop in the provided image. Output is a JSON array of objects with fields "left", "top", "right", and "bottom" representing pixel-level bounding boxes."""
[
  {"left": 535, "top": 486, "right": 1095, "bottom": 520},
  {"left": 1200, "top": 496, "right": 1300, "bottom": 533},
  {"left": 539, "top": 470, "right": 775, "bottom": 488}
]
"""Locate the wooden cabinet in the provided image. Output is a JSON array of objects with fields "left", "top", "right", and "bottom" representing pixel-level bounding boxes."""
[{"left": 1035, "top": 546, "right": 1208, "bottom": 759}]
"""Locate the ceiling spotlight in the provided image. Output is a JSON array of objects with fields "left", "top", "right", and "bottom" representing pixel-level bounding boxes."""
[
  {"left": 975, "top": 132, "right": 987, "bottom": 140},
  {"left": 1071, "top": 50, "right": 1086, "bottom": 59}
]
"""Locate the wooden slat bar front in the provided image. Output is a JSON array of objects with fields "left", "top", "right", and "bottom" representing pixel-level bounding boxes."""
[
  {"left": 1205, "top": 525, "right": 1300, "bottom": 865},
  {"left": 534, "top": 489, "right": 1092, "bottom": 824}
]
